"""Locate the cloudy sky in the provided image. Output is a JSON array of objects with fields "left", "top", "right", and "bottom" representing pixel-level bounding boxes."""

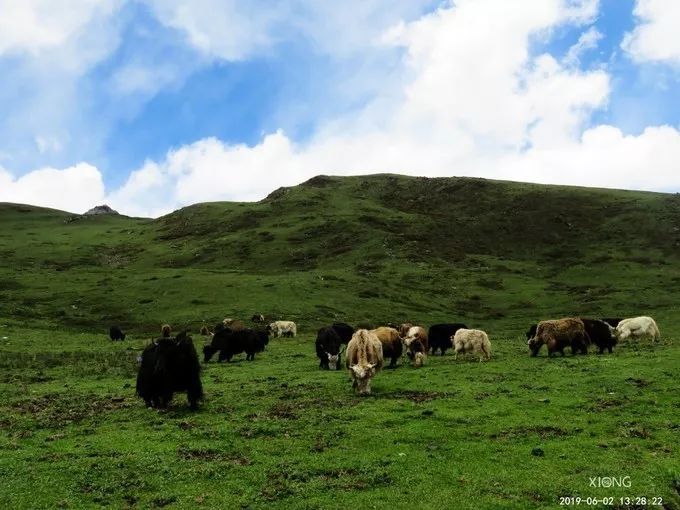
[{"left": 0, "top": 0, "right": 679, "bottom": 217}]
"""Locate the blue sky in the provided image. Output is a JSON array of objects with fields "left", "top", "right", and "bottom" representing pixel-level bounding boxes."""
[{"left": 1, "top": 0, "right": 679, "bottom": 216}]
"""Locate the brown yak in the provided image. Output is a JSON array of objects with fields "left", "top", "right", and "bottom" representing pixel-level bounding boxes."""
[
  {"left": 370, "top": 327, "right": 403, "bottom": 368},
  {"left": 528, "top": 318, "right": 590, "bottom": 357}
]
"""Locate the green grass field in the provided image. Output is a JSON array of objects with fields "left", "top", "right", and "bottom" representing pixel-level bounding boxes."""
[{"left": 0, "top": 175, "right": 678, "bottom": 509}]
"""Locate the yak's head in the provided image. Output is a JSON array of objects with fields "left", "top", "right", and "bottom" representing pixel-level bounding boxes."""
[
  {"left": 527, "top": 337, "right": 543, "bottom": 356},
  {"left": 327, "top": 346, "right": 344, "bottom": 370},
  {"left": 525, "top": 324, "right": 537, "bottom": 340},
  {"left": 327, "top": 353, "right": 339, "bottom": 370},
  {"left": 350, "top": 363, "right": 377, "bottom": 395},
  {"left": 610, "top": 327, "right": 619, "bottom": 345},
  {"left": 203, "top": 344, "right": 217, "bottom": 363},
  {"left": 414, "top": 352, "right": 425, "bottom": 367}
]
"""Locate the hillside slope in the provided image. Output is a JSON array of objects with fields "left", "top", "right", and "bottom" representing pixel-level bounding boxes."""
[{"left": 1, "top": 174, "right": 679, "bottom": 333}]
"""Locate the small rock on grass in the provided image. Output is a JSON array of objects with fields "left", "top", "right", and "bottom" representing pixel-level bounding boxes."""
[{"left": 531, "top": 447, "right": 545, "bottom": 457}]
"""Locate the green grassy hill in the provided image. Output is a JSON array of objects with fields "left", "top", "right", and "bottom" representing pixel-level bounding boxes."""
[
  {"left": 0, "top": 175, "right": 678, "bottom": 509},
  {"left": 2, "top": 174, "right": 680, "bottom": 332}
]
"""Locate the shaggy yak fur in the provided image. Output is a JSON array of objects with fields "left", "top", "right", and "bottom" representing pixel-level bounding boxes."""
[
  {"left": 370, "top": 327, "right": 403, "bottom": 367},
  {"left": 330, "top": 322, "right": 355, "bottom": 344},
  {"left": 528, "top": 318, "right": 590, "bottom": 357},
  {"left": 267, "top": 321, "right": 297, "bottom": 338},
  {"left": 615, "top": 316, "right": 660, "bottom": 342},
  {"left": 346, "top": 329, "right": 383, "bottom": 395},
  {"left": 109, "top": 325, "right": 125, "bottom": 341},
  {"left": 203, "top": 327, "right": 266, "bottom": 362},
  {"left": 404, "top": 326, "right": 429, "bottom": 352},
  {"left": 315, "top": 326, "right": 344, "bottom": 370},
  {"left": 428, "top": 323, "right": 467, "bottom": 355},
  {"left": 405, "top": 337, "right": 427, "bottom": 367},
  {"left": 136, "top": 331, "right": 203, "bottom": 410},
  {"left": 255, "top": 329, "right": 270, "bottom": 350},
  {"left": 398, "top": 322, "right": 414, "bottom": 338},
  {"left": 452, "top": 328, "right": 492, "bottom": 362},
  {"left": 580, "top": 318, "right": 617, "bottom": 354}
]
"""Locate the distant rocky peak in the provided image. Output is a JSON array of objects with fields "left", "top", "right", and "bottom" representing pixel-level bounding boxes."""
[{"left": 84, "top": 204, "right": 119, "bottom": 216}]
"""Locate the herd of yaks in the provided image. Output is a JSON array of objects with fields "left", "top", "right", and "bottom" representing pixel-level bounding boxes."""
[{"left": 126, "top": 314, "right": 662, "bottom": 407}]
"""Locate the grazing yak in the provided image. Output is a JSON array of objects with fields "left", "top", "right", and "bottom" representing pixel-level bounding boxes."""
[
  {"left": 268, "top": 320, "right": 297, "bottom": 338},
  {"left": 331, "top": 322, "right": 355, "bottom": 344},
  {"left": 109, "top": 325, "right": 126, "bottom": 341},
  {"left": 580, "top": 318, "right": 617, "bottom": 354},
  {"left": 346, "top": 329, "right": 383, "bottom": 395},
  {"left": 370, "top": 327, "right": 403, "bottom": 367},
  {"left": 601, "top": 317, "right": 623, "bottom": 328},
  {"left": 615, "top": 316, "right": 660, "bottom": 342},
  {"left": 405, "top": 338, "right": 427, "bottom": 367},
  {"left": 528, "top": 318, "right": 590, "bottom": 357},
  {"left": 428, "top": 323, "right": 467, "bottom": 355},
  {"left": 404, "top": 326, "right": 428, "bottom": 352},
  {"left": 136, "top": 331, "right": 203, "bottom": 410},
  {"left": 199, "top": 325, "right": 212, "bottom": 337},
  {"left": 315, "top": 327, "right": 344, "bottom": 370},
  {"left": 251, "top": 314, "right": 265, "bottom": 323},
  {"left": 223, "top": 318, "right": 246, "bottom": 330},
  {"left": 452, "top": 329, "right": 492, "bottom": 362},
  {"left": 203, "top": 327, "right": 267, "bottom": 362},
  {"left": 161, "top": 324, "right": 172, "bottom": 338}
]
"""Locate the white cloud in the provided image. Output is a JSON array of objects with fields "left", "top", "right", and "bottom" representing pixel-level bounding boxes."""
[
  {"left": 143, "top": 0, "right": 433, "bottom": 60},
  {"left": 0, "top": 0, "right": 125, "bottom": 177},
  {"left": 622, "top": 0, "right": 680, "bottom": 64},
  {"left": 0, "top": 163, "right": 105, "bottom": 213},
  {"left": 4, "top": 0, "right": 680, "bottom": 218},
  {"left": 564, "top": 26, "right": 603, "bottom": 66},
  {"left": 106, "top": 133, "right": 306, "bottom": 217},
  {"left": 498, "top": 125, "right": 680, "bottom": 190},
  {"left": 0, "top": 0, "right": 121, "bottom": 61}
]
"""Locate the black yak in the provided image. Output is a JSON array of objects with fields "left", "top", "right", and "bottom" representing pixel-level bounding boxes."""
[
  {"left": 428, "top": 323, "right": 467, "bottom": 355},
  {"left": 580, "top": 318, "right": 617, "bottom": 354},
  {"left": 109, "top": 325, "right": 125, "bottom": 341},
  {"left": 316, "top": 326, "right": 344, "bottom": 370},
  {"left": 203, "top": 327, "right": 266, "bottom": 362},
  {"left": 255, "top": 329, "right": 270, "bottom": 350},
  {"left": 136, "top": 331, "right": 203, "bottom": 410},
  {"left": 331, "top": 322, "right": 355, "bottom": 344}
]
